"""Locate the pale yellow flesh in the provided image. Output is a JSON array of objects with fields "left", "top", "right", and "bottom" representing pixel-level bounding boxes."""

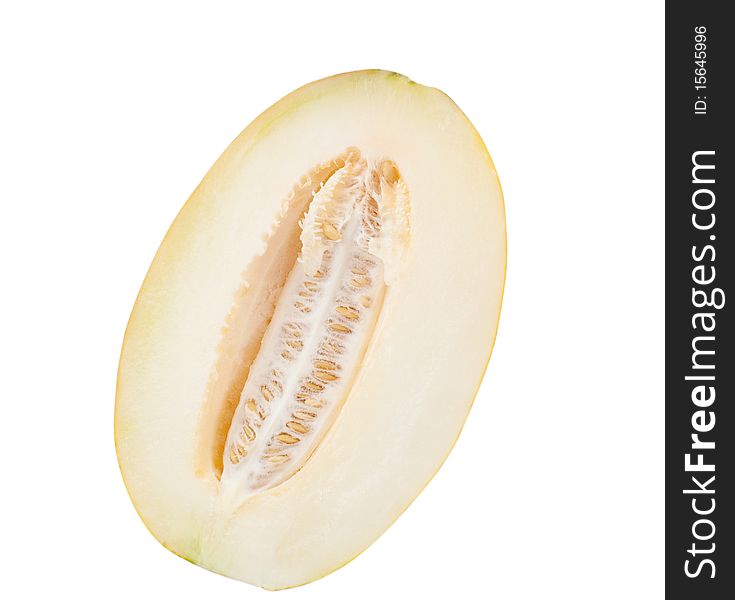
[{"left": 115, "top": 70, "right": 505, "bottom": 590}]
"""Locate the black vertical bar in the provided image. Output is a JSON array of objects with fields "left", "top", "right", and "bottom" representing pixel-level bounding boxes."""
[{"left": 666, "top": 3, "right": 733, "bottom": 599}]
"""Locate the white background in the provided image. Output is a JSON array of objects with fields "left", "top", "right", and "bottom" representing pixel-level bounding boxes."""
[{"left": 0, "top": 1, "right": 663, "bottom": 598}]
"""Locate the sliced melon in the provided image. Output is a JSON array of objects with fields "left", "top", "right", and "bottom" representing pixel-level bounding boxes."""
[{"left": 115, "top": 69, "right": 505, "bottom": 590}]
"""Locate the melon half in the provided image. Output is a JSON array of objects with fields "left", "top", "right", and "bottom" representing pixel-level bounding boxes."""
[{"left": 115, "top": 70, "right": 506, "bottom": 590}]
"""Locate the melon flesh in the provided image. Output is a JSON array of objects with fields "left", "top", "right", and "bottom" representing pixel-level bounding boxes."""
[{"left": 115, "top": 70, "right": 505, "bottom": 590}]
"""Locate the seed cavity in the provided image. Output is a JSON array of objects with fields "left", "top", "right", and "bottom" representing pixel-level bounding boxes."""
[{"left": 218, "top": 149, "right": 410, "bottom": 497}]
